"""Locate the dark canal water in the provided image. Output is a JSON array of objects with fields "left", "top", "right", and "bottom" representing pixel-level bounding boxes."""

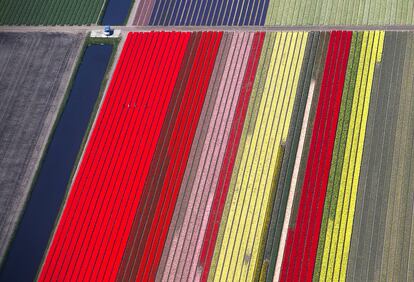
[
  {"left": 101, "top": 0, "right": 133, "bottom": 25},
  {"left": 0, "top": 44, "right": 113, "bottom": 282}
]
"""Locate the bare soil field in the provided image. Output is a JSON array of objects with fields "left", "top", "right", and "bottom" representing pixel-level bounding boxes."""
[{"left": 0, "top": 32, "right": 83, "bottom": 263}]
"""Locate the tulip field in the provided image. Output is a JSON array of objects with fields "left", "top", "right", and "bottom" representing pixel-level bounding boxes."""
[
  {"left": 3, "top": 0, "right": 414, "bottom": 280},
  {"left": 133, "top": 0, "right": 414, "bottom": 26},
  {"left": 2, "top": 0, "right": 413, "bottom": 26},
  {"left": 278, "top": 30, "right": 414, "bottom": 282},
  {"left": 27, "top": 29, "right": 413, "bottom": 282},
  {"left": 345, "top": 31, "right": 414, "bottom": 282}
]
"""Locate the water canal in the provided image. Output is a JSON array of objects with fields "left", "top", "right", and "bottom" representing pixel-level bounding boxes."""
[
  {"left": 0, "top": 44, "right": 113, "bottom": 282},
  {"left": 101, "top": 0, "right": 133, "bottom": 25}
]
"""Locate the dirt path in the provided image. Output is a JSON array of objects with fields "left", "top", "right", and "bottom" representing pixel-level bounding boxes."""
[{"left": 5, "top": 25, "right": 414, "bottom": 34}]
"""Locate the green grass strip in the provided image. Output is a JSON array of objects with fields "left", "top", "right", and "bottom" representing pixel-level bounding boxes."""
[
  {"left": 0, "top": 0, "right": 106, "bottom": 25},
  {"left": 253, "top": 145, "right": 285, "bottom": 282},
  {"left": 289, "top": 32, "right": 330, "bottom": 229}
]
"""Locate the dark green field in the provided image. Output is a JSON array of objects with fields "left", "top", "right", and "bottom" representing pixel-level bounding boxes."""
[
  {"left": 347, "top": 32, "right": 414, "bottom": 282},
  {"left": 0, "top": 0, "right": 106, "bottom": 25}
]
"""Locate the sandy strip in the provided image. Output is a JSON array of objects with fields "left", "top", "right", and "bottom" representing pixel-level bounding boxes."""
[{"left": 273, "top": 79, "right": 315, "bottom": 282}]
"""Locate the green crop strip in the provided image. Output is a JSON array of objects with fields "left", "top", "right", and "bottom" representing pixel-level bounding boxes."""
[
  {"left": 0, "top": 0, "right": 106, "bottom": 25},
  {"left": 265, "top": 0, "right": 414, "bottom": 26},
  {"left": 254, "top": 145, "right": 285, "bottom": 282}
]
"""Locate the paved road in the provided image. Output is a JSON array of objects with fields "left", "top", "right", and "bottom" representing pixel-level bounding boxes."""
[{"left": 5, "top": 25, "right": 414, "bottom": 33}]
